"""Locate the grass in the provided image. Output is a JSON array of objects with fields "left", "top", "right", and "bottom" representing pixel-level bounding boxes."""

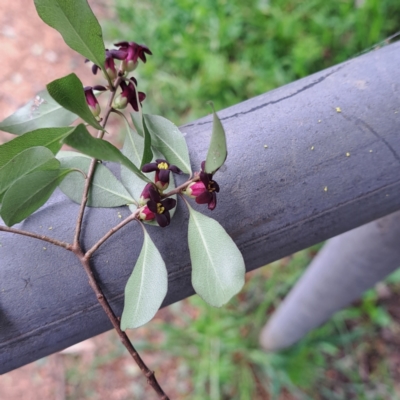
[
  {"left": 146, "top": 249, "right": 400, "bottom": 399},
  {"left": 104, "top": 0, "right": 400, "bottom": 124},
  {"left": 68, "top": 1, "right": 400, "bottom": 398}
]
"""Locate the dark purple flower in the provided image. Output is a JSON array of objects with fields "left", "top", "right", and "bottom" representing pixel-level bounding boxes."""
[
  {"left": 145, "top": 186, "right": 176, "bottom": 227},
  {"left": 142, "top": 159, "right": 182, "bottom": 191},
  {"left": 139, "top": 183, "right": 153, "bottom": 206},
  {"left": 194, "top": 161, "right": 220, "bottom": 210},
  {"left": 89, "top": 49, "right": 127, "bottom": 79},
  {"left": 114, "top": 41, "right": 152, "bottom": 72},
  {"left": 113, "top": 77, "right": 146, "bottom": 111},
  {"left": 84, "top": 86, "right": 101, "bottom": 117}
]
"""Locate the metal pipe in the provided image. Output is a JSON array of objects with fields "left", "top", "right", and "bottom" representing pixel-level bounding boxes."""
[
  {"left": 1, "top": 42, "right": 400, "bottom": 373},
  {"left": 259, "top": 210, "right": 400, "bottom": 351}
]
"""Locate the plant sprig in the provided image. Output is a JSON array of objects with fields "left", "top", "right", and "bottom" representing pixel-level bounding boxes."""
[{"left": 0, "top": 0, "right": 245, "bottom": 398}]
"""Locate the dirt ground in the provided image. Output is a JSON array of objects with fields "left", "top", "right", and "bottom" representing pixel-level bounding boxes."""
[{"left": 0, "top": 0, "right": 111, "bottom": 144}]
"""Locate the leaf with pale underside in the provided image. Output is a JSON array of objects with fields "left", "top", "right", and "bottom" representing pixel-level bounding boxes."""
[
  {"left": 47, "top": 73, "right": 103, "bottom": 130},
  {"left": 121, "top": 121, "right": 177, "bottom": 222},
  {"left": 63, "top": 124, "right": 150, "bottom": 183},
  {"left": 34, "top": 0, "right": 105, "bottom": 69},
  {"left": 121, "top": 228, "right": 168, "bottom": 330},
  {"left": 0, "top": 168, "right": 74, "bottom": 227},
  {"left": 0, "top": 126, "right": 75, "bottom": 169},
  {"left": 187, "top": 205, "right": 245, "bottom": 307},
  {"left": 143, "top": 114, "right": 192, "bottom": 174},
  {"left": 204, "top": 103, "right": 227, "bottom": 174},
  {"left": 0, "top": 147, "right": 59, "bottom": 203},
  {"left": 57, "top": 153, "right": 135, "bottom": 207},
  {"left": 0, "top": 90, "right": 77, "bottom": 135}
]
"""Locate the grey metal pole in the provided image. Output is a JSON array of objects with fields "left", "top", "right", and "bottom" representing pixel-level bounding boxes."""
[
  {"left": 1, "top": 42, "right": 400, "bottom": 373},
  {"left": 259, "top": 210, "right": 400, "bottom": 351}
]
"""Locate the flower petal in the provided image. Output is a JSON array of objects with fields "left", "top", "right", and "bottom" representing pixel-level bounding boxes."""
[
  {"left": 195, "top": 191, "right": 212, "bottom": 205},
  {"left": 158, "top": 169, "right": 170, "bottom": 183},
  {"left": 156, "top": 212, "right": 170, "bottom": 227},
  {"left": 169, "top": 165, "right": 182, "bottom": 174},
  {"left": 162, "top": 198, "right": 177, "bottom": 211},
  {"left": 208, "top": 192, "right": 217, "bottom": 210},
  {"left": 142, "top": 163, "right": 158, "bottom": 173}
]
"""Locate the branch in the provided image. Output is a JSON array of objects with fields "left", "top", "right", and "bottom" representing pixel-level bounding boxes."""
[
  {"left": 0, "top": 225, "right": 72, "bottom": 250},
  {"left": 85, "top": 210, "right": 139, "bottom": 258},
  {"left": 73, "top": 76, "right": 123, "bottom": 246},
  {"left": 74, "top": 248, "right": 170, "bottom": 400}
]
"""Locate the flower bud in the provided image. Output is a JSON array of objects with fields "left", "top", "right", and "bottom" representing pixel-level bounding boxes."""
[
  {"left": 139, "top": 183, "right": 153, "bottom": 206},
  {"left": 138, "top": 205, "right": 155, "bottom": 222},
  {"left": 84, "top": 87, "right": 101, "bottom": 117},
  {"left": 112, "top": 93, "right": 128, "bottom": 110},
  {"left": 183, "top": 181, "right": 207, "bottom": 198}
]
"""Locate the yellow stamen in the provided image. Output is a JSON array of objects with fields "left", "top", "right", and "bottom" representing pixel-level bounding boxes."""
[
  {"left": 158, "top": 162, "right": 169, "bottom": 170},
  {"left": 156, "top": 203, "right": 165, "bottom": 214}
]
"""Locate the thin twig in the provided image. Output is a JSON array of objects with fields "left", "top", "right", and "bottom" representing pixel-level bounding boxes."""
[
  {"left": 162, "top": 175, "right": 199, "bottom": 198},
  {"left": 0, "top": 225, "right": 72, "bottom": 250},
  {"left": 71, "top": 77, "right": 170, "bottom": 399},
  {"left": 73, "top": 76, "right": 123, "bottom": 246},
  {"left": 74, "top": 248, "right": 169, "bottom": 400},
  {"left": 85, "top": 210, "right": 139, "bottom": 259}
]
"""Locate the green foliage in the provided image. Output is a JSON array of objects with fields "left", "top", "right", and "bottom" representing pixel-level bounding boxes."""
[
  {"left": 106, "top": 0, "right": 400, "bottom": 123},
  {"left": 143, "top": 114, "right": 192, "bottom": 174},
  {"left": 63, "top": 124, "right": 150, "bottom": 183},
  {"left": 204, "top": 103, "right": 227, "bottom": 174},
  {"left": 121, "top": 228, "right": 168, "bottom": 330},
  {"left": 150, "top": 247, "right": 398, "bottom": 399},
  {"left": 0, "top": 147, "right": 59, "bottom": 202},
  {"left": 0, "top": 168, "right": 74, "bottom": 226},
  {"left": 47, "top": 73, "right": 103, "bottom": 130},
  {"left": 34, "top": 0, "right": 105, "bottom": 69},
  {"left": 0, "top": 89, "right": 77, "bottom": 135},
  {"left": 57, "top": 153, "right": 135, "bottom": 207},
  {"left": 188, "top": 206, "right": 245, "bottom": 307},
  {"left": 0, "top": 126, "right": 75, "bottom": 168}
]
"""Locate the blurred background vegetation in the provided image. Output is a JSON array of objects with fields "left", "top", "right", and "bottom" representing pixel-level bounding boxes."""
[
  {"left": 95, "top": 0, "right": 400, "bottom": 398},
  {"left": 104, "top": 0, "right": 400, "bottom": 124},
  {"left": 10, "top": 0, "right": 398, "bottom": 399}
]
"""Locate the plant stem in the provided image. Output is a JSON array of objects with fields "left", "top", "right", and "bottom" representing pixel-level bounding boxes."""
[
  {"left": 162, "top": 175, "right": 199, "bottom": 198},
  {"left": 73, "top": 76, "right": 123, "bottom": 247},
  {"left": 74, "top": 248, "right": 170, "bottom": 400},
  {"left": 85, "top": 211, "right": 139, "bottom": 259},
  {"left": 71, "top": 77, "right": 170, "bottom": 399},
  {"left": 0, "top": 225, "right": 72, "bottom": 250}
]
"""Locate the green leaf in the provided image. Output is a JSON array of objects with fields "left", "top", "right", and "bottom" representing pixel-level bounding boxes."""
[
  {"left": 0, "top": 90, "right": 77, "bottom": 135},
  {"left": 0, "top": 168, "right": 74, "bottom": 226},
  {"left": 63, "top": 124, "right": 151, "bottom": 183},
  {"left": 143, "top": 114, "right": 192, "bottom": 174},
  {"left": 205, "top": 103, "right": 227, "bottom": 174},
  {"left": 0, "top": 147, "right": 59, "bottom": 203},
  {"left": 34, "top": 0, "right": 105, "bottom": 69},
  {"left": 129, "top": 80, "right": 153, "bottom": 167},
  {"left": 121, "top": 228, "right": 168, "bottom": 330},
  {"left": 121, "top": 122, "right": 177, "bottom": 222},
  {"left": 0, "top": 126, "right": 75, "bottom": 169},
  {"left": 47, "top": 73, "right": 103, "bottom": 130},
  {"left": 130, "top": 113, "right": 152, "bottom": 169},
  {"left": 57, "top": 153, "right": 135, "bottom": 207},
  {"left": 187, "top": 206, "right": 245, "bottom": 307}
]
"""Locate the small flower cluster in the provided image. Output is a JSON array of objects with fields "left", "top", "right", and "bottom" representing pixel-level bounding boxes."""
[
  {"left": 138, "top": 160, "right": 182, "bottom": 227},
  {"left": 184, "top": 162, "right": 220, "bottom": 210},
  {"left": 138, "top": 159, "right": 221, "bottom": 227},
  {"left": 85, "top": 42, "right": 152, "bottom": 117}
]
